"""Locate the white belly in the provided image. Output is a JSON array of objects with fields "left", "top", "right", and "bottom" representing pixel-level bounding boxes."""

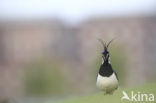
[{"left": 96, "top": 73, "right": 118, "bottom": 92}]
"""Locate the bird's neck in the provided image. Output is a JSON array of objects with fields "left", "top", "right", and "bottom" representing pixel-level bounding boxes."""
[
  {"left": 102, "top": 57, "right": 110, "bottom": 64},
  {"left": 99, "top": 59, "right": 113, "bottom": 77}
]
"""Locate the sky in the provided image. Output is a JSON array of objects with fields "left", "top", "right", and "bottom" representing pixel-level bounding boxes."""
[{"left": 0, "top": 0, "right": 156, "bottom": 24}]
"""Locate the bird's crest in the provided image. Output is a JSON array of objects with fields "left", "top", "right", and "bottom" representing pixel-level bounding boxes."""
[{"left": 98, "top": 38, "right": 115, "bottom": 51}]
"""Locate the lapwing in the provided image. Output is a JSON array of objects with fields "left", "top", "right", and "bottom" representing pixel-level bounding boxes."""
[{"left": 96, "top": 39, "right": 119, "bottom": 95}]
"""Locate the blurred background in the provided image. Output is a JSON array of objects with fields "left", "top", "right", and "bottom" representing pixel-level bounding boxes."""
[{"left": 0, "top": 0, "right": 156, "bottom": 103}]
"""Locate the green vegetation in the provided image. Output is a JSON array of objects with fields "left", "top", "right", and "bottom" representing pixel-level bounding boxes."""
[
  {"left": 58, "top": 82, "right": 156, "bottom": 103},
  {"left": 23, "top": 59, "right": 65, "bottom": 96}
]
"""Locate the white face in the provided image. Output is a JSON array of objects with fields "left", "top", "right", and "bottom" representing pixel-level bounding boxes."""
[
  {"left": 102, "top": 58, "right": 104, "bottom": 64},
  {"left": 102, "top": 54, "right": 110, "bottom": 64},
  {"left": 102, "top": 54, "right": 109, "bottom": 60}
]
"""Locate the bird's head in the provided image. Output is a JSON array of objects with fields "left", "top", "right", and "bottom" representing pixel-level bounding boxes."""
[
  {"left": 102, "top": 46, "right": 109, "bottom": 61},
  {"left": 99, "top": 39, "right": 114, "bottom": 62}
]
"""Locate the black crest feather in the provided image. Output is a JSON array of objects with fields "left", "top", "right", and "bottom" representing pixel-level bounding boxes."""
[{"left": 98, "top": 38, "right": 115, "bottom": 50}]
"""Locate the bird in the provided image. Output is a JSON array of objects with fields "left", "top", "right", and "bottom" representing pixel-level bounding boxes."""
[{"left": 96, "top": 39, "right": 119, "bottom": 95}]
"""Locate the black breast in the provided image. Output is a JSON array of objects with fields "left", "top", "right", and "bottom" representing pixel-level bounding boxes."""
[{"left": 99, "top": 63, "right": 114, "bottom": 77}]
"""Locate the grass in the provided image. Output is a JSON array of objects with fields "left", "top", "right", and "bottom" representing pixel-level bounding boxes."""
[{"left": 57, "top": 82, "right": 156, "bottom": 103}]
